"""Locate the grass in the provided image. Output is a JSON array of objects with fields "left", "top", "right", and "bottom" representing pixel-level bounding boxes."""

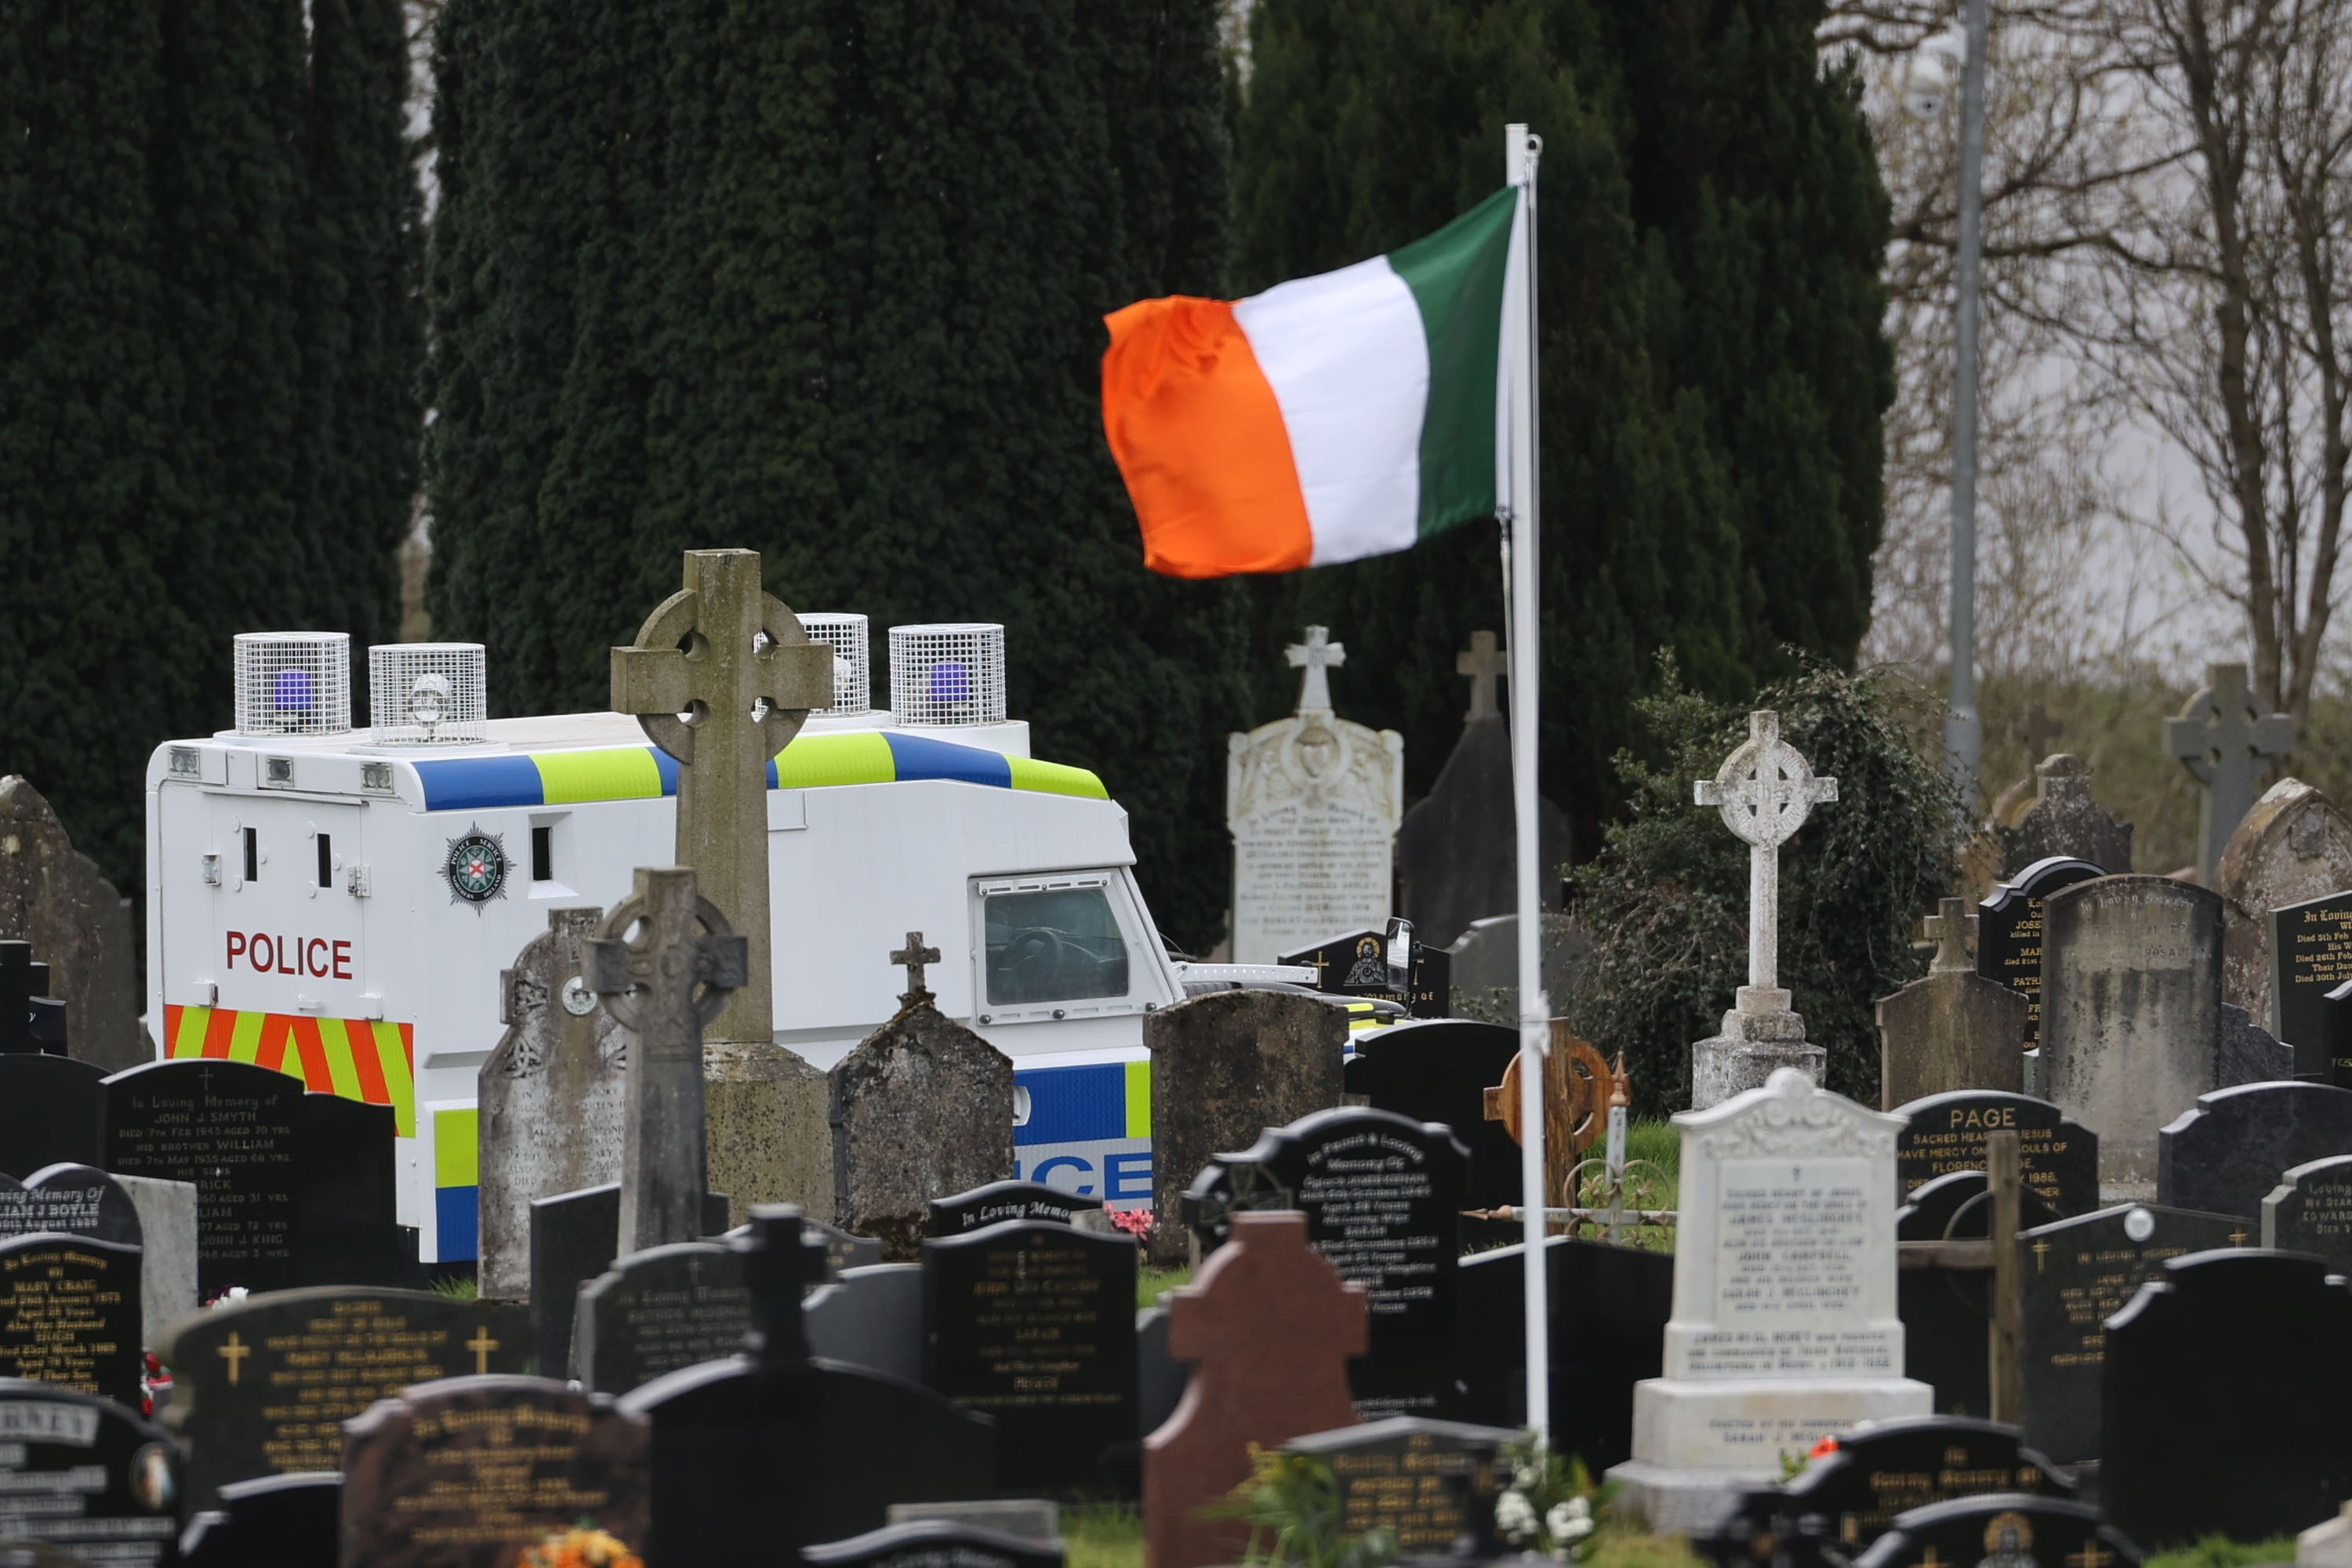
[
  {"left": 1140, "top": 1265, "right": 1191, "bottom": 1311},
  {"left": 1063, "top": 1504, "right": 1145, "bottom": 1568},
  {"left": 2143, "top": 1538, "right": 2301, "bottom": 1568}
]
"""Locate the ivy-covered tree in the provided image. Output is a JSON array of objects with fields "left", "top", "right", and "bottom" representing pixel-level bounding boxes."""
[
  {"left": 1564, "top": 657, "right": 1964, "bottom": 1112},
  {"left": 424, "top": 0, "right": 1247, "bottom": 948},
  {"left": 1231, "top": 0, "right": 1890, "bottom": 849}
]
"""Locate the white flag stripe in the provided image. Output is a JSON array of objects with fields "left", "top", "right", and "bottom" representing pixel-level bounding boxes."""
[{"left": 1233, "top": 256, "right": 1429, "bottom": 566}]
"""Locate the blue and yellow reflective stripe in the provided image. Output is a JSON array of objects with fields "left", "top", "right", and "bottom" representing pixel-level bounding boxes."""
[
  {"left": 413, "top": 731, "right": 1108, "bottom": 811},
  {"left": 434, "top": 1106, "right": 481, "bottom": 1260}
]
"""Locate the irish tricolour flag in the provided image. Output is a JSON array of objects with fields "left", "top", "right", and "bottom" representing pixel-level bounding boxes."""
[{"left": 1102, "top": 186, "right": 1527, "bottom": 579}]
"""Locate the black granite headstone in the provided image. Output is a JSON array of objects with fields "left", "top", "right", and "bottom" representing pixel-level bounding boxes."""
[
  {"left": 804, "top": 1521, "right": 1065, "bottom": 1568},
  {"left": 103, "top": 1059, "right": 408, "bottom": 1295},
  {"left": 1206, "top": 1108, "right": 1468, "bottom": 1418},
  {"left": 1977, "top": 857, "right": 2103, "bottom": 1054},
  {"left": 921, "top": 1220, "right": 1136, "bottom": 1495},
  {"left": 528, "top": 1183, "right": 729, "bottom": 1376},
  {"left": 0, "top": 945, "right": 65, "bottom": 1058},
  {"left": 2324, "top": 978, "right": 2352, "bottom": 1087},
  {"left": 0, "top": 1057, "right": 106, "bottom": 1174},
  {"left": 2270, "top": 889, "right": 2352, "bottom": 1073},
  {"left": 575, "top": 1241, "right": 750, "bottom": 1396},
  {"left": 619, "top": 1207, "right": 996, "bottom": 1562},
  {"left": 1285, "top": 1417, "right": 1512, "bottom": 1559},
  {"left": 1849, "top": 1495, "right": 2139, "bottom": 1568},
  {"left": 2263, "top": 1152, "right": 2352, "bottom": 1270},
  {"left": 927, "top": 1181, "right": 1105, "bottom": 1236},
  {"left": 0, "top": 1377, "right": 184, "bottom": 1566},
  {"left": 1893, "top": 1093, "right": 2097, "bottom": 1218},
  {"left": 0, "top": 1167, "right": 143, "bottom": 1248},
  {"left": 805, "top": 1218, "right": 884, "bottom": 1276},
  {"left": 1279, "top": 930, "right": 1451, "bottom": 1019},
  {"left": 0, "top": 1234, "right": 141, "bottom": 1408},
  {"left": 1896, "top": 1174, "right": 2060, "bottom": 1418},
  {"left": 179, "top": 1472, "right": 340, "bottom": 1568},
  {"left": 804, "top": 1264, "right": 924, "bottom": 1385},
  {"left": 1342, "top": 1020, "right": 1523, "bottom": 1213},
  {"left": 1780, "top": 1417, "right": 2074, "bottom": 1559},
  {"left": 2103, "top": 1249, "right": 2352, "bottom": 1548},
  {"left": 154, "top": 1285, "right": 532, "bottom": 1507},
  {"left": 2155, "top": 1080, "right": 2352, "bottom": 1218},
  {"left": 2016, "top": 1203, "right": 2249, "bottom": 1464},
  {"left": 1455, "top": 1236, "right": 1671, "bottom": 1472}
]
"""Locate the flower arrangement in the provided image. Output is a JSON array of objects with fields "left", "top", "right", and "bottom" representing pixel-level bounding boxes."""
[
  {"left": 517, "top": 1524, "right": 642, "bottom": 1568},
  {"left": 1493, "top": 1434, "right": 1602, "bottom": 1562},
  {"left": 1218, "top": 1444, "right": 1396, "bottom": 1568},
  {"left": 1108, "top": 1209, "right": 1154, "bottom": 1240}
]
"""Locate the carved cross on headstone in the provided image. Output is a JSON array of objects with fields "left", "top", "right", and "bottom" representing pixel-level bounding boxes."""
[
  {"left": 1457, "top": 631, "right": 1506, "bottom": 722},
  {"left": 610, "top": 550, "right": 832, "bottom": 1045},
  {"left": 0, "top": 942, "right": 62, "bottom": 1056},
  {"left": 732, "top": 1203, "right": 831, "bottom": 1367},
  {"left": 2165, "top": 662, "right": 2296, "bottom": 884},
  {"left": 1695, "top": 711, "right": 1838, "bottom": 1004},
  {"left": 1285, "top": 626, "right": 1345, "bottom": 714},
  {"left": 892, "top": 931, "right": 942, "bottom": 1009},
  {"left": 1922, "top": 898, "right": 1977, "bottom": 972},
  {"left": 586, "top": 866, "right": 748, "bottom": 1252}
]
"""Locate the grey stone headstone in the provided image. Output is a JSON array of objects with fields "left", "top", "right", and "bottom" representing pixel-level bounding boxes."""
[
  {"left": 2216, "top": 1001, "right": 2297, "bottom": 1088},
  {"left": 1997, "top": 755, "right": 2132, "bottom": 879},
  {"left": 0, "top": 777, "right": 143, "bottom": 1072},
  {"left": 476, "top": 907, "right": 629, "bottom": 1301},
  {"left": 2040, "top": 875, "right": 2225, "bottom": 1198},
  {"left": 575, "top": 1240, "right": 751, "bottom": 1396},
  {"left": 829, "top": 1004, "right": 1012, "bottom": 1259},
  {"left": 803, "top": 1261, "right": 924, "bottom": 1384},
  {"left": 1144, "top": 989, "right": 1346, "bottom": 1266},
  {"left": 116, "top": 1174, "right": 197, "bottom": 1344},
  {"left": 1443, "top": 913, "right": 1591, "bottom": 1025},
  {"left": 2217, "top": 780, "right": 2352, "bottom": 1031},
  {"left": 2158, "top": 1080, "right": 2352, "bottom": 1219},
  {"left": 1394, "top": 701, "right": 1571, "bottom": 951},
  {"left": 2263, "top": 1153, "right": 2352, "bottom": 1272},
  {"left": 1875, "top": 924, "right": 2030, "bottom": 1106}
]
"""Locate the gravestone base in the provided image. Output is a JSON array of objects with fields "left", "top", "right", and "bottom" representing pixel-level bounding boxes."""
[
  {"left": 705, "top": 1040, "right": 833, "bottom": 1226},
  {"left": 1690, "top": 993, "right": 1824, "bottom": 1112},
  {"left": 1606, "top": 1375, "right": 1933, "bottom": 1534}
]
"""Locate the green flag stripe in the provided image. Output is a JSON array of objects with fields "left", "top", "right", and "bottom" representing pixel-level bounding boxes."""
[{"left": 1388, "top": 187, "right": 1517, "bottom": 538}]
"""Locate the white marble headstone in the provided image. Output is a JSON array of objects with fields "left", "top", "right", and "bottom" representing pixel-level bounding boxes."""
[{"left": 1226, "top": 628, "right": 1404, "bottom": 964}]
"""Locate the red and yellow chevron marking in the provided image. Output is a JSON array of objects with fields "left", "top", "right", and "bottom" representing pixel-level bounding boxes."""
[{"left": 160, "top": 1005, "right": 415, "bottom": 1137}]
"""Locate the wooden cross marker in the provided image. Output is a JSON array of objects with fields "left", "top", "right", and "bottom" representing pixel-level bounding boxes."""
[
  {"left": 586, "top": 866, "right": 748, "bottom": 1252},
  {"left": 1696, "top": 711, "right": 1837, "bottom": 1004},
  {"left": 2165, "top": 662, "right": 2295, "bottom": 883},
  {"left": 610, "top": 550, "right": 832, "bottom": 1045},
  {"left": 466, "top": 1326, "right": 499, "bottom": 1375},
  {"left": 1285, "top": 626, "right": 1346, "bottom": 713},
  {"left": 892, "top": 931, "right": 942, "bottom": 1008},
  {"left": 217, "top": 1332, "right": 250, "bottom": 1386},
  {"left": 1457, "top": 631, "right": 1506, "bottom": 722}
]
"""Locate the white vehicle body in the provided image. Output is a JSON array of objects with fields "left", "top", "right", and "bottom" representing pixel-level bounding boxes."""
[{"left": 144, "top": 706, "right": 1176, "bottom": 1262}]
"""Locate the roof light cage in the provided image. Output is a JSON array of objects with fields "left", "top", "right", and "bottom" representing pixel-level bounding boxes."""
[
  {"left": 368, "top": 642, "right": 488, "bottom": 746},
  {"left": 889, "top": 622, "right": 1006, "bottom": 728},
  {"left": 233, "top": 633, "right": 353, "bottom": 737},
  {"left": 797, "top": 613, "right": 871, "bottom": 717}
]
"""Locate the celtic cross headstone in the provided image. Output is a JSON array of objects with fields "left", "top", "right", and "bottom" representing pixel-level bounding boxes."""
[
  {"left": 1456, "top": 631, "right": 1505, "bottom": 722},
  {"left": 1688, "top": 711, "right": 1838, "bottom": 1109},
  {"left": 2165, "top": 662, "right": 2294, "bottom": 884},
  {"left": 610, "top": 549, "right": 832, "bottom": 1047},
  {"left": 587, "top": 866, "right": 748, "bottom": 1251}
]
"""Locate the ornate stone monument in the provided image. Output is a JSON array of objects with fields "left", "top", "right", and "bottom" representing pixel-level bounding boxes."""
[
  {"left": 2165, "top": 662, "right": 2294, "bottom": 885},
  {"left": 1226, "top": 627, "right": 1405, "bottom": 963},
  {"left": 611, "top": 549, "right": 832, "bottom": 1213},
  {"left": 586, "top": 866, "right": 747, "bottom": 1252},
  {"left": 1605, "top": 1069, "right": 1931, "bottom": 1531},
  {"left": 1689, "top": 712, "right": 1838, "bottom": 1110}
]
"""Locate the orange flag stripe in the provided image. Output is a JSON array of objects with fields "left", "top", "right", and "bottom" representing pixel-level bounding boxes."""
[{"left": 1101, "top": 296, "right": 1312, "bottom": 579}]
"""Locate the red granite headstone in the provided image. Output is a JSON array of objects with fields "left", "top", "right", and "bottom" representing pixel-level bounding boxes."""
[{"left": 1143, "top": 1212, "right": 1369, "bottom": 1568}]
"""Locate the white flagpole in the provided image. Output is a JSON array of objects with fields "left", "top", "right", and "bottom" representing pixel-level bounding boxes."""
[{"left": 1502, "top": 122, "right": 1549, "bottom": 1442}]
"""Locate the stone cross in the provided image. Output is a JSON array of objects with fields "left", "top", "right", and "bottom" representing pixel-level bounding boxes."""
[
  {"left": 1922, "top": 898, "right": 1976, "bottom": 972},
  {"left": 1457, "top": 631, "right": 1506, "bottom": 722},
  {"left": 586, "top": 866, "right": 749, "bottom": 1252},
  {"left": 1285, "top": 626, "right": 1345, "bottom": 714},
  {"left": 1695, "top": 711, "right": 1838, "bottom": 1003},
  {"left": 892, "top": 931, "right": 942, "bottom": 1008},
  {"left": 2165, "top": 662, "right": 2295, "bottom": 884},
  {"left": 611, "top": 550, "right": 832, "bottom": 1046}
]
